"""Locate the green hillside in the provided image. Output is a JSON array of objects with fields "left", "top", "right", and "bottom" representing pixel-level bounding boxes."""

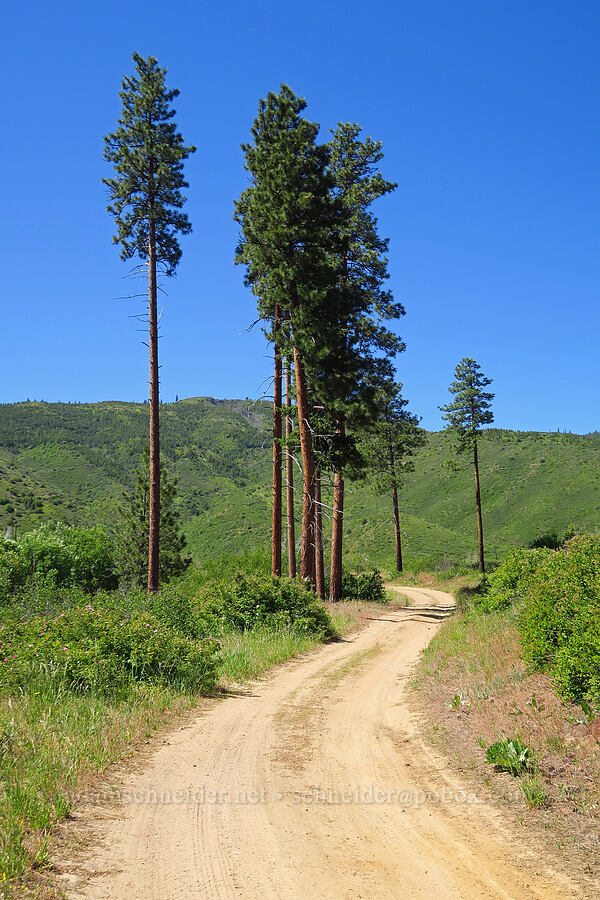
[{"left": 0, "top": 399, "right": 598, "bottom": 570}]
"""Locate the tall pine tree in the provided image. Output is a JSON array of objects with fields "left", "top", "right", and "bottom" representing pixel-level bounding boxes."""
[
  {"left": 321, "top": 123, "right": 404, "bottom": 599},
  {"left": 364, "top": 383, "right": 426, "bottom": 572},
  {"left": 104, "top": 53, "right": 195, "bottom": 593},
  {"left": 440, "top": 358, "right": 494, "bottom": 572},
  {"left": 234, "top": 86, "right": 333, "bottom": 586}
]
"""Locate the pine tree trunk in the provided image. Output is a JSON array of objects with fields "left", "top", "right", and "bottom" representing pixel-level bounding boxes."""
[
  {"left": 329, "top": 463, "right": 344, "bottom": 601},
  {"left": 387, "top": 439, "right": 402, "bottom": 572},
  {"left": 147, "top": 217, "right": 160, "bottom": 594},
  {"left": 272, "top": 306, "right": 282, "bottom": 577},
  {"left": 329, "top": 418, "right": 346, "bottom": 601},
  {"left": 329, "top": 248, "right": 349, "bottom": 602},
  {"left": 285, "top": 360, "right": 296, "bottom": 579},
  {"left": 290, "top": 300, "right": 316, "bottom": 586},
  {"left": 315, "top": 470, "right": 325, "bottom": 599},
  {"left": 473, "top": 439, "right": 485, "bottom": 573},
  {"left": 392, "top": 483, "right": 403, "bottom": 572}
]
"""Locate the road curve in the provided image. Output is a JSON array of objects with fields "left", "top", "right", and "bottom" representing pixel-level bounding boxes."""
[{"left": 59, "top": 587, "right": 579, "bottom": 899}]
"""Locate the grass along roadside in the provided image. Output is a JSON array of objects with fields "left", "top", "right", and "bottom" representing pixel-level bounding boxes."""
[
  {"left": 1, "top": 599, "right": 386, "bottom": 898},
  {"left": 411, "top": 603, "right": 600, "bottom": 882}
]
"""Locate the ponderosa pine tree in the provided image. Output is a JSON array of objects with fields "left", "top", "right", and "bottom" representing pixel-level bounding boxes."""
[
  {"left": 440, "top": 358, "right": 494, "bottom": 572},
  {"left": 322, "top": 123, "right": 404, "bottom": 600},
  {"left": 364, "top": 383, "right": 426, "bottom": 572},
  {"left": 116, "top": 446, "right": 191, "bottom": 587},
  {"left": 234, "top": 86, "right": 333, "bottom": 587},
  {"left": 104, "top": 53, "right": 195, "bottom": 593}
]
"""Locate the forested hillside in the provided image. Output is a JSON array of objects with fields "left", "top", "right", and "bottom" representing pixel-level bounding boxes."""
[{"left": 0, "top": 398, "right": 598, "bottom": 570}]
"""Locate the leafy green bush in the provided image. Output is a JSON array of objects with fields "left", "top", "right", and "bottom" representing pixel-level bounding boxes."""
[
  {"left": 0, "top": 540, "right": 28, "bottom": 599},
  {"left": 486, "top": 737, "right": 533, "bottom": 774},
  {"left": 0, "top": 605, "right": 219, "bottom": 696},
  {"left": 528, "top": 524, "right": 577, "bottom": 550},
  {"left": 197, "top": 574, "right": 334, "bottom": 638},
  {"left": 520, "top": 534, "right": 600, "bottom": 703},
  {"left": 1, "top": 524, "right": 117, "bottom": 598},
  {"left": 341, "top": 570, "right": 386, "bottom": 603},
  {"left": 476, "top": 547, "right": 553, "bottom": 612}
]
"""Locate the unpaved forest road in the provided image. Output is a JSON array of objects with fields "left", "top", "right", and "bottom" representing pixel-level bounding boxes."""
[{"left": 60, "top": 587, "right": 581, "bottom": 899}]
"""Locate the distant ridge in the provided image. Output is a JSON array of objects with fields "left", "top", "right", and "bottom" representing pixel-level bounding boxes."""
[{"left": 0, "top": 398, "right": 598, "bottom": 568}]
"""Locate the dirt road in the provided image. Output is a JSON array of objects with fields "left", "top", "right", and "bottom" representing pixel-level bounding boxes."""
[{"left": 60, "top": 587, "right": 580, "bottom": 899}]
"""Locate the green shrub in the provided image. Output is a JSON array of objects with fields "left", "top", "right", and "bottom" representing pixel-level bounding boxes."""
[
  {"left": 486, "top": 737, "right": 533, "bottom": 774},
  {"left": 0, "top": 605, "right": 220, "bottom": 696},
  {"left": 0, "top": 540, "right": 28, "bottom": 600},
  {"left": 528, "top": 524, "right": 577, "bottom": 550},
  {"left": 198, "top": 574, "right": 334, "bottom": 638},
  {"left": 520, "top": 534, "right": 600, "bottom": 703},
  {"left": 477, "top": 547, "right": 553, "bottom": 612},
  {"left": 3, "top": 524, "right": 117, "bottom": 595},
  {"left": 340, "top": 570, "right": 386, "bottom": 603},
  {"left": 455, "top": 580, "right": 487, "bottom": 613}
]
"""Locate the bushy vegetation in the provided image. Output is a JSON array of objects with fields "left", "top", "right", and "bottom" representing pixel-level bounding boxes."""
[
  {"left": 485, "top": 737, "right": 533, "bottom": 774},
  {"left": 0, "top": 605, "right": 219, "bottom": 696},
  {"left": 476, "top": 547, "right": 554, "bottom": 612},
  {"left": 452, "top": 534, "right": 600, "bottom": 708},
  {"left": 197, "top": 574, "right": 334, "bottom": 638},
  {"left": 0, "top": 523, "right": 117, "bottom": 602},
  {"left": 520, "top": 535, "right": 600, "bottom": 704},
  {"left": 340, "top": 569, "right": 387, "bottom": 603},
  {"left": 527, "top": 524, "right": 576, "bottom": 549}
]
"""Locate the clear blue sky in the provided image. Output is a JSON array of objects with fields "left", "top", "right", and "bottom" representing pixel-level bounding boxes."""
[{"left": 3, "top": 0, "right": 599, "bottom": 432}]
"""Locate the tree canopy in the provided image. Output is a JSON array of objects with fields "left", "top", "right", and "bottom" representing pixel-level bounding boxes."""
[
  {"left": 440, "top": 357, "right": 494, "bottom": 451},
  {"left": 103, "top": 52, "right": 196, "bottom": 275}
]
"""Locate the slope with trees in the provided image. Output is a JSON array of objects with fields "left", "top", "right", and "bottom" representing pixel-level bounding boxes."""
[{"left": 1, "top": 400, "right": 599, "bottom": 570}]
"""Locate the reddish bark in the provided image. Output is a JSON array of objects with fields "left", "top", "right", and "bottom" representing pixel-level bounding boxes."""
[
  {"left": 473, "top": 439, "right": 485, "bottom": 573},
  {"left": 387, "top": 437, "right": 402, "bottom": 572},
  {"left": 329, "top": 465, "right": 344, "bottom": 601},
  {"left": 285, "top": 360, "right": 297, "bottom": 579},
  {"left": 315, "top": 470, "right": 325, "bottom": 599},
  {"left": 392, "top": 483, "right": 403, "bottom": 573},
  {"left": 147, "top": 216, "right": 160, "bottom": 595},
  {"left": 272, "top": 306, "right": 282, "bottom": 577},
  {"left": 290, "top": 303, "right": 316, "bottom": 587}
]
